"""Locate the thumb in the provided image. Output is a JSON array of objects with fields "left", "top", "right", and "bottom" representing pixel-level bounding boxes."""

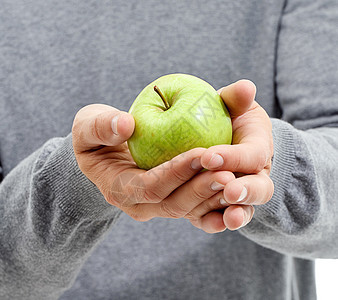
[
  {"left": 217, "top": 79, "right": 256, "bottom": 118},
  {"left": 72, "top": 104, "right": 135, "bottom": 152}
]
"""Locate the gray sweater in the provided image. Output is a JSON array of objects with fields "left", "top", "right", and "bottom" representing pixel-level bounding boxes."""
[{"left": 1, "top": 0, "right": 338, "bottom": 299}]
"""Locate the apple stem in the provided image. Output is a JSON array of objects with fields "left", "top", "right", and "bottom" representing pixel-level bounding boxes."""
[{"left": 154, "top": 85, "right": 170, "bottom": 110}]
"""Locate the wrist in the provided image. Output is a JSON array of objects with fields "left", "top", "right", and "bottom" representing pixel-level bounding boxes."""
[{"left": 40, "top": 134, "right": 121, "bottom": 221}]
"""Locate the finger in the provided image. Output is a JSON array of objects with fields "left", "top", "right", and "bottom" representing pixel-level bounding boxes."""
[
  {"left": 223, "top": 205, "right": 254, "bottom": 230},
  {"left": 199, "top": 211, "right": 226, "bottom": 233},
  {"left": 201, "top": 142, "right": 271, "bottom": 173},
  {"left": 139, "top": 147, "right": 206, "bottom": 202},
  {"left": 185, "top": 191, "right": 230, "bottom": 221},
  {"left": 217, "top": 79, "right": 256, "bottom": 118},
  {"left": 223, "top": 171, "right": 274, "bottom": 206},
  {"left": 134, "top": 170, "right": 235, "bottom": 220},
  {"left": 72, "top": 104, "right": 135, "bottom": 152},
  {"left": 109, "top": 147, "right": 206, "bottom": 208},
  {"left": 156, "top": 170, "right": 235, "bottom": 218}
]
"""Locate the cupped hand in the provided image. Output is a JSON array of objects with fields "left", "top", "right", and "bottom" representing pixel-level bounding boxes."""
[
  {"left": 72, "top": 104, "right": 235, "bottom": 230},
  {"left": 195, "top": 80, "right": 274, "bottom": 232}
]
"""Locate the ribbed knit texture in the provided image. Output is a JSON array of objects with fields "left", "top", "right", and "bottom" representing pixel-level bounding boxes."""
[
  {"left": 255, "top": 119, "right": 296, "bottom": 218},
  {"left": 42, "top": 135, "right": 119, "bottom": 221},
  {"left": 1, "top": 1, "right": 338, "bottom": 299}
]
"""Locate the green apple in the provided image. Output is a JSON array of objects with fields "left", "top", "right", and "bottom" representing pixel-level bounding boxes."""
[{"left": 127, "top": 73, "right": 232, "bottom": 170}]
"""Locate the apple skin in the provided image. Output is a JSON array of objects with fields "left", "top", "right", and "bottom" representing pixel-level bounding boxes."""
[{"left": 128, "top": 73, "right": 232, "bottom": 170}]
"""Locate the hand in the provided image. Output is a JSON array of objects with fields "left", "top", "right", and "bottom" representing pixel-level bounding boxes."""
[
  {"left": 189, "top": 80, "right": 274, "bottom": 232},
  {"left": 72, "top": 104, "right": 235, "bottom": 228}
]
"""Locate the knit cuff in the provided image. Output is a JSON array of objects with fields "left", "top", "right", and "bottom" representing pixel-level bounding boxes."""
[
  {"left": 41, "top": 134, "right": 121, "bottom": 221},
  {"left": 253, "top": 118, "right": 297, "bottom": 220}
]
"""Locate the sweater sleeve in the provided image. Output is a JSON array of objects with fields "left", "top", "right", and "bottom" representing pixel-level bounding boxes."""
[
  {"left": 0, "top": 134, "right": 121, "bottom": 300},
  {"left": 240, "top": 0, "right": 338, "bottom": 259}
]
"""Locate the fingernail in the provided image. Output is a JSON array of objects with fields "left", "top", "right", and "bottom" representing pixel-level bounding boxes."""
[
  {"left": 238, "top": 209, "right": 247, "bottom": 229},
  {"left": 236, "top": 186, "right": 247, "bottom": 203},
  {"left": 191, "top": 158, "right": 202, "bottom": 170},
  {"left": 241, "top": 206, "right": 254, "bottom": 228},
  {"left": 220, "top": 198, "right": 228, "bottom": 206},
  {"left": 211, "top": 181, "right": 224, "bottom": 191},
  {"left": 207, "top": 154, "right": 224, "bottom": 169},
  {"left": 111, "top": 115, "right": 119, "bottom": 135}
]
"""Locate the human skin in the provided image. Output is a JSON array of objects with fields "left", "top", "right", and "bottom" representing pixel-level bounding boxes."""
[
  {"left": 72, "top": 80, "right": 274, "bottom": 233},
  {"left": 191, "top": 80, "right": 274, "bottom": 232}
]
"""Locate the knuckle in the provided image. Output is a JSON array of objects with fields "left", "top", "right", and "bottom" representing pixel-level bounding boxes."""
[
  {"left": 109, "top": 176, "right": 125, "bottom": 204},
  {"left": 160, "top": 201, "right": 185, "bottom": 219},
  {"left": 128, "top": 210, "right": 151, "bottom": 222},
  {"left": 108, "top": 188, "right": 131, "bottom": 208},
  {"left": 130, "top": 214, "right": 149, "bottom": 222},
  {"left": 191, "top": 185, "right": 206, "bottom": 201},
  {"left": 170, "top": 167, "right": 188, "bottom": 183},
  {"left": 184, "top": 211, "right": 196, "bottom": 221},
  {"left": 203, "top": 198, "right": 216, "bottom": 212},
  {"left": 124, "top": 184, "right": 145, "bottom": 204},
  {"left": 144, "top": 188, "right": 163, "bottom": 203},
  {"left": 104, "top": 190, "right": 121, "bottom": 207},
  {"left": 110, "top": 172, "right": 146, "bottom": 206},
  {"left": 184, "top": 200, "right": 213, "bottom": 221},
  {"left": 92, "top": 113, "right": 106, "bottom": 144}
]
